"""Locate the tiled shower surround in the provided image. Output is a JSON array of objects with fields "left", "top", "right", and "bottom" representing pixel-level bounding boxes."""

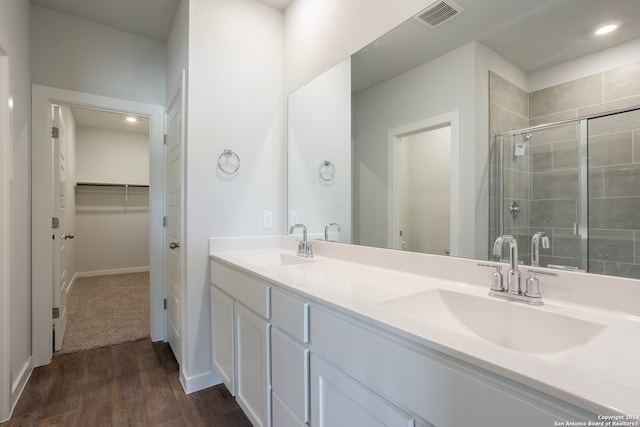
[{"left": 489, "top": 61, "right": 640, "bottom": 279}]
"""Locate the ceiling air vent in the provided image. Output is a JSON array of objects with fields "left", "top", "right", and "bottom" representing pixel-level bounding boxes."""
[{"left": 414, "top": 0, "right": 464, "bottom": 28}]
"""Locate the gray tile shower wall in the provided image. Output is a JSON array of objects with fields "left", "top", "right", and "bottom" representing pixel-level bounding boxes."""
[
  {"left": 587, "top": 111, "right": 640, "bottom": 279},
  {"left": 489, "top": 72, "right": 531, "bottom": 261}
]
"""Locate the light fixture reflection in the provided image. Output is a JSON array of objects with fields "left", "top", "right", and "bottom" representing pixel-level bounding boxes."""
[
  {"left": 8, "top": 97, "right": 13, "bottom": 109},
  {"left": 595, "top": 24, "right": 618, "bottom": 35},
  {"left": 125, "top": 116, "right": 138, "bottom": 123}
]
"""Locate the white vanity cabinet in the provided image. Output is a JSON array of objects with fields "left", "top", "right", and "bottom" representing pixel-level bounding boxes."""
[
  {"left": 210, "top": 260, "right": 271, "bottom": 427},
  {"left": 210, "top": 254, "right": 601, "bottom": 427},
  {"left": 270, "top": 288, "right": 310, "bottom": 427},
  {"left": 310, "top": 305, "right": 596, "bottom": 427}
]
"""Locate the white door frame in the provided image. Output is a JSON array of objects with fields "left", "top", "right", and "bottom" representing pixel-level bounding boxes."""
[
  {"left": 32, "top": 84, "right": 165, "bottom": 366},
  {"left": 387, "top": 111, "right": 460, "bottom": 255},
  {"left": 0, "top": 50, "right": 12, "bottom": 422}
]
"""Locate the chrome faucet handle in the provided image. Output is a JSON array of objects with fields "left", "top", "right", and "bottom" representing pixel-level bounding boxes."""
[
  {"left": 478, "top": 263, "right": 504, "bottom": 292},
  {"left": 525, "top": 269, "right": 558, "bottom": 302}
]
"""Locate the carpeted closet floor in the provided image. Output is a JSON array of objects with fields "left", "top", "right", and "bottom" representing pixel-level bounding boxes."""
[{"left": 57, "top": 272, "right": 150, "bottom": 356}]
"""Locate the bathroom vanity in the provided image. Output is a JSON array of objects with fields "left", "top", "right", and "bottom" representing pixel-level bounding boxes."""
[{"left": 209, "top": 236, "right": 640, "bottom": 427}]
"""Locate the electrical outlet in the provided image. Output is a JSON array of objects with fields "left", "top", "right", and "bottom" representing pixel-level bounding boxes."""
[
  {"left": 263, "top": 210, "right": 273, "bottom": 228},
  {"left": 290, "top": 210, "right": 300, "bottom": 227}
]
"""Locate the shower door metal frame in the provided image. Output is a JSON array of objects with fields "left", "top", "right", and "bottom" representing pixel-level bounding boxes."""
[
  {"left": 494, "top": 134, "right": 505, "bottom": 245},
  {"left": 494, "top": 103, "right": 640, "bottom": 271},
  {"left": 577, "top": 119, "right": 589, "bottom": 270}
]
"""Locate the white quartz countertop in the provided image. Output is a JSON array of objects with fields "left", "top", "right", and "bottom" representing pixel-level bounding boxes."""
[{"left": 209, "top": 243, "right": 640, "bottom": 417}]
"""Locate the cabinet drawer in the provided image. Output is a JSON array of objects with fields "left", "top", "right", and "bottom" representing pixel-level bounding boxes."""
[
  {"left": 272, "top": 287, "right": 309, "bottom": 343},
  {"left": 211, "top": 260, "right": 270, "bottom": 319},
  {"left": 272, "top": 327, "right": 309, "bottom": 423}
]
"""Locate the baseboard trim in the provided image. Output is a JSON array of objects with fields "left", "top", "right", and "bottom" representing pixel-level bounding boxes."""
[
  {"left": 10, "top": 356, "right": 32, "bottom": 410},
  {"left": 179, "top": 368, "right": 222, "bottom": 394},
  {"left": 75, "top": 266, "right": 150, "bottom": 278}
]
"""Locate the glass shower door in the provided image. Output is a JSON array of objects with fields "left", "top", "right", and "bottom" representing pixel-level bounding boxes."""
[
  {"left": 497, "top": 121, "right": 584, "bottom": 269},
  {"left": 587, "top": 109, "right": 640, "bottom": 279},
  {"left": 495, "top": 106, "right": 640, "bottom": 278}
]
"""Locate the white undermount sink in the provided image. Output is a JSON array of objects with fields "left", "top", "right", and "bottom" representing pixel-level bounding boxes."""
[{"left": 379, "top": 289, "right": 606, "bottom": 354}]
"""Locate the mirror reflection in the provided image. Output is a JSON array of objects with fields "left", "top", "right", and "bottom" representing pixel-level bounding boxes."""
[{"left": 288, "top": 0, "right": 640, "bottom": 279}]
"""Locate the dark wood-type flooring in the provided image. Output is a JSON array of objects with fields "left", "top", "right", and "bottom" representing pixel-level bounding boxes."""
[{"left": 1, "top": 340, "right": 252, "bottom": 427}]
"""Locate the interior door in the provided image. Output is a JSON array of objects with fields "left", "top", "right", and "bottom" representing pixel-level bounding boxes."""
[
  {"left": 51, "top": 105, "right": 71, "bottom": 351},
  {"left": 164, "top": 76, "right": 184, "bottom": 364}
]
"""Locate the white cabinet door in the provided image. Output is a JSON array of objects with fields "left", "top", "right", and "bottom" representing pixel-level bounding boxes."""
[
  {"left": 236, "top": 302, "right": 271, "bottom": 427},
  {"left": 211, "top": 286, "right": 235, "bottom": 395},
  {"left": 311, "top": 354, "right": 415, "bottom": 427},
  {"left": 273, "top": 393, "right": 307, "bottom": 427},
  {"left": 271, "top": 327, "right": 309, "bottom": 423}
]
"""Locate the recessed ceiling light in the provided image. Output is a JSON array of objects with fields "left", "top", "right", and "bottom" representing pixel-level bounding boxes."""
[
  {"left": 595, "top": 24, "right": 618, "bottom": 36},
  {"left": 125, "top": 116, "right": 138, "bottom": 123}
]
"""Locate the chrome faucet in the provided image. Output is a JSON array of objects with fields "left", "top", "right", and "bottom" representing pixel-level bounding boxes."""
[
  {"left": 531, "top": 232, "right": 550, "bottom": 267},
  {"left": 324, "top": 222, "right": 342, "bottom": 242},
  {"left": 289, "top": 224, "right": 313, "bottom": 258},
  {"left": 484, "top": 235, "right": 558, "bottom": 305},
  {"left": 493, "top": 235, "right": 520, "bottom": 295}
]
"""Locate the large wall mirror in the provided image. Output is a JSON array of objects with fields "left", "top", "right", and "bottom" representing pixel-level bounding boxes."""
[{"left": 288, "top": 0, "right": 640, "bottom": 279}]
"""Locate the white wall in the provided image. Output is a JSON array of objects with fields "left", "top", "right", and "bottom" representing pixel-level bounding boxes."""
[
  {"left": 167, "top": 0, "right": 188, "bottom": 99},
  {"left": 185, "top": 0, "right": 283, "bottom": 391},
  {"left": 76, "top": 127, "right": 150, "bottom": 185},
  {"left": 353, "top": 42, "right": 477, "bottom": 254},
  {"left": 31, "top": 5, "right": 166, "bottom": 105},
  {"left": 74, "top": 126, "right": 149, "bottom": 275},
  {"left": 284, "top": 0, "right": 436, "bottom": 94},
  {"left": 0, "top": 0, "right": 31, "bottom": 420},
  {"left": 288, "top": 58, "right": 351, "bottom": 242},
  {"left": 75, "top": 187, "right": 149, "bottom": 275}
]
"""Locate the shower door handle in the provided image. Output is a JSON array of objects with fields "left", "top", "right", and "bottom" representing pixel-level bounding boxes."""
[
  {"left": 573, "top": 223, "right": 579, "bottom": 236},
  {"left": 169, "top": 242, "right": 180, "bottom": 249}
]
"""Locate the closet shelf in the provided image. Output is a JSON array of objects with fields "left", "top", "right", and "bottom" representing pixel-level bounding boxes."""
[{"left": 75, "top": 182, "right": 149, "bottom": 188}]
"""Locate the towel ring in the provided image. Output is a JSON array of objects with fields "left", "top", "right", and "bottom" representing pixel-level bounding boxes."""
[
  {"left": 218, "top": 150, "right": 240, "bottom": 175},
  {"left": 319, "top": 160, "right": 335, "bottom": 182}
]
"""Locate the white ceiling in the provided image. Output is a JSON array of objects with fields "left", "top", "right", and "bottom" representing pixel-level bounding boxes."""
[
  {"left": 352, "top": 0, "right": 640, "bottom": 93},
  {"left": 31, "top": 0, "right": 292, "bottom": 41},
  {"left": 71, "top": 107, "right": 149, "bottom": 135}
]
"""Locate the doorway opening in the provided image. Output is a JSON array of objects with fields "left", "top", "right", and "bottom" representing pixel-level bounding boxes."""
[
  {"left": 387, "top": 111, "right": 460, "bottom": 256},
  {"left": 32, "top": 85, "right": 165, "bottom": 367},
  {"left": 51, "top": 104, "right": 152, "bottom": 355},
  {"left": 397, "top": 126, "right": 452, "bottom": 254}
]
